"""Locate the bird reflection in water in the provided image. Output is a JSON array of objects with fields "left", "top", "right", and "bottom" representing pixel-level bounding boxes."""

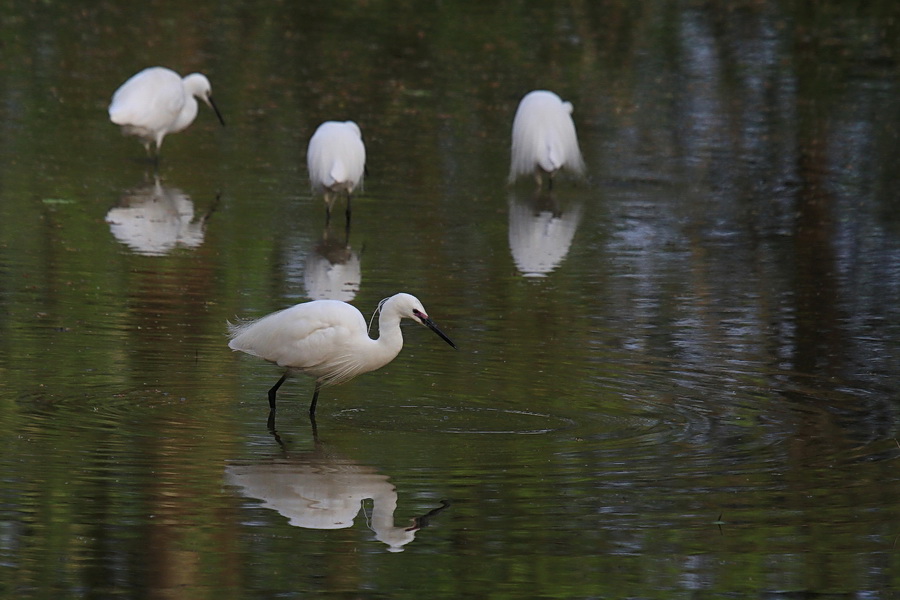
[
  {"left": 303, "top": 223, "right": 361, "bottom": 302},
  {"left": 507, "top": 190, "right": 582, "bottom": 278},
  {"left": 225, "top": 442, "right": 449, "bottom": 552},
  {"left": 105, "top": 177, "right": 218, "bottom": 256}
]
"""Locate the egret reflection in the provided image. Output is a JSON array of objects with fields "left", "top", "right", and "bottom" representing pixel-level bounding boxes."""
[
  {"left": 225, "top": 447, "right": 447, "bottom": 552},
  {"left": 508, "top": 190, "right": 582, "bottom": 277},
  {"left": 105, "top": 178, "right": 216, "bottom": 256},
  {"left": 303, "top": 224, "right": 361, "bottom": 301}
]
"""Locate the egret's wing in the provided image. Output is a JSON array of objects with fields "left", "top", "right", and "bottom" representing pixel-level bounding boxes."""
[
  {"left": 509, "top": 91, "right": 584, "bottom": 180},
  {"left": 229, "top": 301, "right": 368, "bottom": 381},
  {"left": 109, "top": 68, "right": 184, "bottom": 128},
  {"left": 307, "top": 122, "right": 366, "bottom": 192},
  {"left": 278, "top": 314, "right": 354, "bottom": 370}
]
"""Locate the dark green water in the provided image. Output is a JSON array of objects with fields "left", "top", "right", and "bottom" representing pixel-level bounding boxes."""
[{"left": 1, "top": 1, "right": 900, "bottom": 598}]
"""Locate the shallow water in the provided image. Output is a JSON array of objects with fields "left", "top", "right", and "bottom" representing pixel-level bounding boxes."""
[{"left": 1, "top": 1, "right": 900, "bottom": 598}]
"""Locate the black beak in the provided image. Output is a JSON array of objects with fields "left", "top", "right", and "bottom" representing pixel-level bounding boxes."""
[
  {"left": 421, "top": 316, "right": 456, "bottom": 349},
  {"left": 208, "top": 94, "right": 226, "bottom": 126}
]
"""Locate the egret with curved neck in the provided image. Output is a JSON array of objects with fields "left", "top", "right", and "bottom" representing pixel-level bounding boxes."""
[
  {"left": 228, "top": 293, "right": 456, "bottom": 428},
  {"left": 109, "top": 66, "right": 225, "bottom": 158}
]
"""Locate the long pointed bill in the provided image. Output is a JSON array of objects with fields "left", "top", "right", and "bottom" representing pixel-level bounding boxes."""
[
  {"left": 207, "top": 95, "right": 226, "bottom": 126},
  {"left": 421, "top": 316, "right": 457, "bottom": 349}
]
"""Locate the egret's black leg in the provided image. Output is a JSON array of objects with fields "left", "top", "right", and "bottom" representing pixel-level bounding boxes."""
[
  {"left": 343, "top": 203, "right": 352, "bottom": 240},
  {"left": 309, "top": 413, "right": 319, "bottom": 442},
  {"left": 266, "top": 373, "right": 288, "bottom": 429},
  {"left": 268, "top": 420, "right": 284, "bottom": 446},
  {"left": 309, "top": 381, "right": 321, "bottom": 419},
  {"left": 345, "top": 194, "right": 352, "bottom": 228},
  {"left": 268, "top": 374, "right": 287, "bottom": 412}
]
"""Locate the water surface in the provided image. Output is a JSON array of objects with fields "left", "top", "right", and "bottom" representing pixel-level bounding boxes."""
[{"left": 1, "top": 1, "right": 899, "bottom": 598}]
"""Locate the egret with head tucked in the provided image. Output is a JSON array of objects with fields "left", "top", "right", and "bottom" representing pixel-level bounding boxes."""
[
  {"left": 509, "top": 90, "right": 585, "bottom": 188},
  {"left": 307, "top": 120, "right": 366, "bottom": 224},
  {"left": 109, "top": 66, "right": 225, "bottom": 158}
]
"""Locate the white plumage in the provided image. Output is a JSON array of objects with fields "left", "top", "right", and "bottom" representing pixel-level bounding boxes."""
[
  {"left": 508, "top": 90, "right": 585, "bottom": 187},
  {"left": 228, "top": 293, "right": 455, "bottom": 426},
  {"left": 306, "top": 121, "right": 366, "bottom": 222},
  {"left": 109, "top": 66, "right": 225, "bottom": 156}
]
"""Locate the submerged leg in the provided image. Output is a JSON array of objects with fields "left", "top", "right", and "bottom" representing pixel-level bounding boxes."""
[
  {"left": 309, "top": 381, "right": 321, "bottom": 418},
  {"left": 143, "top": 143, "right": 161, "bottom": 170},
  {"left": 309, "top": 413, "right": 319, "bottom": 442},
  {"left": 268, "top": 374, "right": 288, "bottom": 413},
  {"left": 324, "top": 192, "right": 336, "bottom": 226},
  {"left": 308, "top": 384, "right": 321, "bottom": 441},
  {"left": 266, "top": 374, "right": 288, "bottom": 431}
]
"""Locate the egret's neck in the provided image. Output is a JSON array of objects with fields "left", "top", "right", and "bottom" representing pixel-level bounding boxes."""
[
  {"left": 342, "top": 308, "right": 406, "bottom": 376},
  {"left": 359, "top": 299, "right": 407, "bottom": 373},
  {"left": 374, "top": 310, "right": 404, "bottom": 356},
  {"left": 171, "top": 98, "right": 198, "bottom": 134}
]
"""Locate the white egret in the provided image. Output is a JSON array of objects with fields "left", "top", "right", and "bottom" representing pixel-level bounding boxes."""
[
  {"left": 306, "top": 121, "right": 366, "bottom": 224},
  {"left": 228, "top": 293, "right": 455, "bottom": 427},
  {"left": 108, "top": 67, "right": 225, "bottom": 157},
  {"left": 508, "top": 90, "right": 585, "bottom": 188}
]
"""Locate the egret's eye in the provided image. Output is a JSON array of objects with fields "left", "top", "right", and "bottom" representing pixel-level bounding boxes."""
[{"left": 412, "top": 309, "right": 423, "bottom": 317}]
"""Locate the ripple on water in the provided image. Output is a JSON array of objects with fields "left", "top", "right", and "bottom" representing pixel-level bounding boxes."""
[
  {"left": 331, "top": 405, "right": 577, "bottom": 435},
  {"left": 13, "top": 386, "right": 206, "bottom": 440}
]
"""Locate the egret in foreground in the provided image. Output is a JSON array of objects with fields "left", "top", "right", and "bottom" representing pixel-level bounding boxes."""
[
  {"left": 508, "top": 90, "right": 585, "bottom": 189},
  {"left": 109, "top": 67, "right": 225, "bottom": 158},
  {"left": 307, "top": 121, "right": 366, "bottom": 225},
  {"left": 228, "top": 293, "right": 455, "bottom": 428}
]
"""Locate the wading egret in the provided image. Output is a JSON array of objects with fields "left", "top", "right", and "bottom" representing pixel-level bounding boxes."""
[
  {"left": 508, "top": 90, "right": 585, "bottom": 188},
  {"left": 228, "top": 293, "right": 455, "bottom": 427},
  {"left": 307, "top": 121, "right": 366, "bottom": 224},
  {"left": 108, "top": 67, "right": 225, "bottom": 157}
]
